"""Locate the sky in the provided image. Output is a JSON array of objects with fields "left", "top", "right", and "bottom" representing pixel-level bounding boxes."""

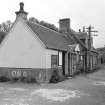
[{"left": 0, "top": 0, "right": 105, "bottom": 48}]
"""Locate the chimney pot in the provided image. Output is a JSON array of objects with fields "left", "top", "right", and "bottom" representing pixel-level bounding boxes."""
[{"left": 20, "top": 2, "right": 24, "bottom": 11}]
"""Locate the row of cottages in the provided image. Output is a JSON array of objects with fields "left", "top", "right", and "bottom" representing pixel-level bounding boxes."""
[
  {"left": 0, "top": 2, "right": 98, "bottom": 83},
  {"left": 59, "top": 21, "right": 98, "bottom": 73},
  {"left": 74, "top": 30, "right": 98, "bottom": 72},
  {"left": 96, "top": 47, "right": 105, "bottom": 64}
]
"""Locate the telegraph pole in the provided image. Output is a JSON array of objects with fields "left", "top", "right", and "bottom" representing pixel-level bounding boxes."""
[{"left": 86, "top": 25, "right": 98, "bottom": 71}]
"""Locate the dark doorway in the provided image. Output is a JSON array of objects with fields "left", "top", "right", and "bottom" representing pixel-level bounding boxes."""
[
  {"left": 101, "top": 57, "right": 103, "bottom": 64},
  {"left": 68, "top": 53, "right": 70, "bottom": 75},
  {"left": 62, "top": 52, "right": 65, "bottom": 75}
]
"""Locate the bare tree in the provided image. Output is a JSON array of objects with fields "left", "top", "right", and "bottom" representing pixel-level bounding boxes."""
[{"left": 0, "top": 20, "right": 12, "bottom": 32}]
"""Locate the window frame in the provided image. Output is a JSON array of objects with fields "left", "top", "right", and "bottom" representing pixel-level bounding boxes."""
[{"left": 51, "top": 55, "right": 58, "bottom": 68}]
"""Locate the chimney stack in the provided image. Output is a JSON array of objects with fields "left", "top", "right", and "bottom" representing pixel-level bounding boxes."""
[
  {"left": 59, "top": 18, "right": 70, "bottom": 33},
  {"left": 15, "top": 2, "right": 28, "bottom": 20}
]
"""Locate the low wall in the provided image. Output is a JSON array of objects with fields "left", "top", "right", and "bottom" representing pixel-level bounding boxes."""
[
  {"left": 0, "top": 67, "right": 63, "bottom": 83},
  {"left": 0, "top": 67, "right": 54, "bottom": 83}
]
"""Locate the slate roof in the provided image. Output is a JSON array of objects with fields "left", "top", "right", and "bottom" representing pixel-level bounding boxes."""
[
  {"left": 70, "top": 29, "right": 87, "bottom": 39},
  {"left": 96, "top": 47, "right": 105, "bottom": 51},
  {"left": 90, "top": 47, "right": 98, "bottom": 53},
  {"left": 96, "top": 47, "right": 105, "bottom": 54},
  {"left": 65, "top": 30, "right": 87, "bottom": 49},
  {"left": 27, "top": 21, "right": 76, "bottom": 51}
]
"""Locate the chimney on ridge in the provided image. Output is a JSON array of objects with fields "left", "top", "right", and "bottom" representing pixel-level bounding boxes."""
[
  {"left": 15, "top": 2, "right": 28, "bottom": 20},
  {"left": 59, "top": 18, "right": 70, "bottom": 33}
]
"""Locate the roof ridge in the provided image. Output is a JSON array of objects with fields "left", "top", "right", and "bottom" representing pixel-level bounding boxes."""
[
  {"left": 70, "top": 28, "right": 87, "bottom": 35},
  {"left": 68, "top": 30, "right": 87, "bottom": 49},
  {"left": 27, "top": 20, "right": 66, "bottom": 37}
]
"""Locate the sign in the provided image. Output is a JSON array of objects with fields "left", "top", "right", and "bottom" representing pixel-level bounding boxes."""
[{"left": 11, "top": 70, "right": 27, "bottom": 77}]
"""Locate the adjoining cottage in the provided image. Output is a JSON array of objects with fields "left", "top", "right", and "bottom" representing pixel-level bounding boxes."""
[
  {"left": 96, "top": 47, "right": 105, "bottom": 64},
  {"left": 0, "top": 2, "right": 98, "bottom": 83}
]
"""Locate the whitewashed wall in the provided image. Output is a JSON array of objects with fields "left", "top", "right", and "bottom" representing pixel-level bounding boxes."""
[{"left": 0, "top": 20, "right": 46, "bottom": 68}]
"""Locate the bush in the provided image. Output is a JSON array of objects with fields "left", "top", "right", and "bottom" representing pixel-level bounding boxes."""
[
  {"left": 21, "top": 77, "right": 37, "bottom": 83},
  {"left": 0, "top": 76, "right": 10, "bottom": 82},
  {"left": 11, "top": 77, "right": 20, "bottom": 82},
  {"left": 30, "top": 78, "right": 37, "bottom": 83},
  {"left": 20, "top": 77, "right": 27, "bottom": 82},
  {"left": 50, "top": 69, "right": 60, "bottom": 83}
]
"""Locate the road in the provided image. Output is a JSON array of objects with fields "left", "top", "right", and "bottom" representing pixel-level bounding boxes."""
[{"left": 0, "top": 64, "right": 105, "bottom": 105}]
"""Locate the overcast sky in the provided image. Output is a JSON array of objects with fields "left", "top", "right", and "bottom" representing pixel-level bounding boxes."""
[{"left": 0, "top": 0, "right": 105, "bottom": 48}]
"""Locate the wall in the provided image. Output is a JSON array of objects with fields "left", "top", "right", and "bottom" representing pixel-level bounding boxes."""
[
  {"left": 0, "top": 19, "right": 64, "bottom": 83},
  {"left": 0, "top": 20, "right": 46, "bottom": 68}
]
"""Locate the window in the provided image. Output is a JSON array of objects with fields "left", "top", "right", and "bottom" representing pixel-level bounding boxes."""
[{"left": 51, "top": 55, "right": 58, "bottom": 68}]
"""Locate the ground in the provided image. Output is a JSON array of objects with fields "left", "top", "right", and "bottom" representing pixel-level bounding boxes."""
[{"left": 0, "top": 65, "right": 105, "bottom": 105}]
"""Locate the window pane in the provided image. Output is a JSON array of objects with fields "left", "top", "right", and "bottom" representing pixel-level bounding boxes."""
[{"left": 51, "top": 55, "right": 58, "bottom": 68}]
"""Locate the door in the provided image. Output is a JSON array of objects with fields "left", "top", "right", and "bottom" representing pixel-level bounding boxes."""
[
  {"left": 68, "top": 53, "right": 70, "bottom": 75},
  {"left": 62, "top": 52, "right": 65, "bottom": 75}
]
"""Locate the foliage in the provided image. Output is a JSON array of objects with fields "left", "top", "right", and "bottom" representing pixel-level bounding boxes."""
[
  {"left": 0, "top": 20, "right": 12, "bottom": 43},
  {"left": 50, "top": 69, "right": 60, "bottom": 83},
  {"left": 0, "top": 76, "right": 10, "bottom": 82},
  {"left": 29, "top": 17, "right": 40, "bottom": 24},
  {"left": 21, "top": 77, "right": 37, "bottom": 83},
  {"left": 12, "top": 77, "right": 19, "bottom": 82},
  {"left": 0, "top": 20, "right": 12, "bottom": 32},
  {"left": 0, "top": 17, "right": 59, "bottom": 33},
  {"left": 29, "top": 17, "right": 59, "bottom": 32}
]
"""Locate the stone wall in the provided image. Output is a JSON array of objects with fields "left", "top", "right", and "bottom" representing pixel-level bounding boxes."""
[
  {"left": 0, "top": 67, "right": 54, "bottom": 83},
  {"left": 0, "top": 67, "right": 63, "bottom": 83}
]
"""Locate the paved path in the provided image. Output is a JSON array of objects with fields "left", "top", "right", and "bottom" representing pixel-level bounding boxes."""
[{"left": 0, "top": 65, "right": 105, "bottom": 105}]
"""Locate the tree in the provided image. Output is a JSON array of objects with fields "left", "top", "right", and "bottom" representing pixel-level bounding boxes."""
[
  {"left": 29, "top": 17, "right": 39, "bottom": 24},
  {"left": 0, "top": 20, "right": 12, "bottom": 32},
  {"left": 0, "top": 20, "right": 12, "bottom": 43},
  {"left": 40, "top": 21, "right": 58, "bottom": 32},
  {"left": 29, "top": 17, "right": 58, "bottom": 32}
]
